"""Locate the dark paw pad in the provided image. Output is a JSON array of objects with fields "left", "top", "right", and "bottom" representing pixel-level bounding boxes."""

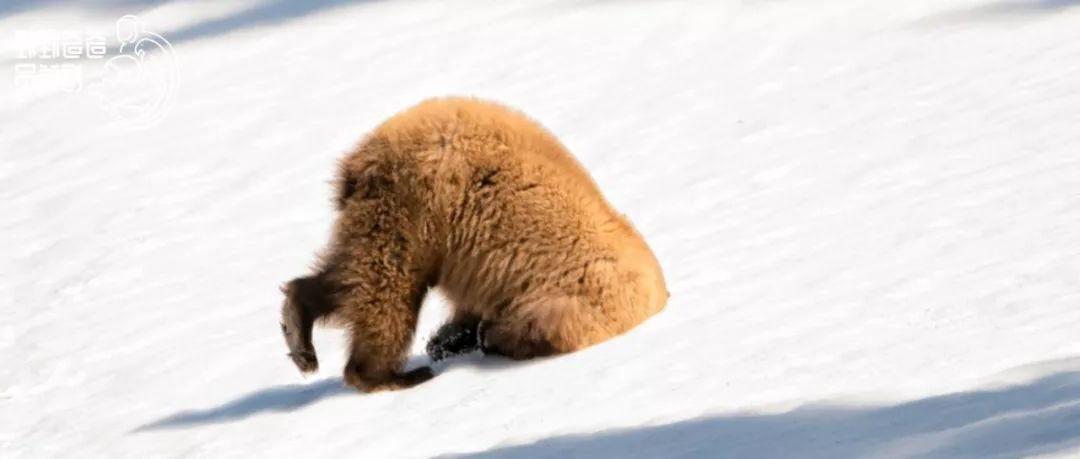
[{"left": 426, "top": 322, "right": 480, "bottom": 361}]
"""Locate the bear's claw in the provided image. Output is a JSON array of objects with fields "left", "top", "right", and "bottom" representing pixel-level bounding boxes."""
[{"left": 288, "top": 350, "right": 319, "bottom": 373}]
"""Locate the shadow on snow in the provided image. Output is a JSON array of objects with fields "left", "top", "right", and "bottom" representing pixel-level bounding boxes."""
[
  {"left": 2, "top": 0, "right": 379, "bottom": 44},
  {"left": 132, "top": 377, "right": 351, "bottom": 432},
  {"left": 447, "top": 370, "right": 1080, "bottom": 458},
  {"left": 132, "top": 352, "right": 517, "bottom": 432},
  {"left": 163, "top": 0, "right": 381, "bottom": 45},
  {"left": 918, "top": 0, "right": 1080, "bottom": 26},
  {"left": 133, "top": 357, "right": 1080, "bottom": 459}
]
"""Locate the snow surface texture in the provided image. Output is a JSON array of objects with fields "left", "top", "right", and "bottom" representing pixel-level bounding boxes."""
[{"left": 2, "top": 0, "right": 1080, "bottom": 457}]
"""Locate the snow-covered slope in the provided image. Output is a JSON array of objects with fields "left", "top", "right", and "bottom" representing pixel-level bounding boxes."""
[{"left": 2, "top": 1, "right": 1080, "bottom": 457}]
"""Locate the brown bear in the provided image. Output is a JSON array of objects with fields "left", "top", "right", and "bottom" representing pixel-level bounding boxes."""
[{"left": 279, "top": 97, "right": 668, "bottom": 392}]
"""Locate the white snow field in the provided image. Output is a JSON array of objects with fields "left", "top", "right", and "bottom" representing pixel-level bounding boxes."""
[{"left": 3, "top": 0, "right": 1080, "bottom": 457}]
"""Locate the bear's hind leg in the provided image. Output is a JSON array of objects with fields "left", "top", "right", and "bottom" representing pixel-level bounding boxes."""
[
  {"left": 479, "top": 318, "right": 558, "bottom": 360},
  {"left": 344, "top": 358, "right": 435, "bottom": 392},
  {"left": 337, "top": 270, "right": 435, "bottom": 391},
  {"left": 477, "top": 295, "right": 603, "bottom": 360},
  {"left": 342, "top": 316, "right": 435, "bottom": 392},
  {"left": 280, "top": 274, "right": 338, "bottom": 374}
]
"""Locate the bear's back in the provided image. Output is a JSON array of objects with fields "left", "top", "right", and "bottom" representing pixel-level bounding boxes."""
[{"left": 370, "top": 97, "right": 608, "bottom": 204}]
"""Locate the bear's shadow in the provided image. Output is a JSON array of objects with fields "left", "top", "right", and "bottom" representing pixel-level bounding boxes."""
[{"left": 132, "top": 352, "right": 519, "bottom": 432}]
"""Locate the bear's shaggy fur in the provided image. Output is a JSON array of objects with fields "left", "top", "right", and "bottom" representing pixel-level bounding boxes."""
[{"left": 280, "top": 97, "right": 668, "bottom": 391}]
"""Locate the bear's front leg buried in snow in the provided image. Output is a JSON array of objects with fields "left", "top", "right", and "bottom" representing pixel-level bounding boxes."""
[{"left": 426, "top": 319, "right": 481, "bottom": 361}]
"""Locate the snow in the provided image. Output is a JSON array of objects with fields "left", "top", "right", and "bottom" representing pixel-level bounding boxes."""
[{"left": 2, "top": 0, "right": 1080, "bottom": 457}]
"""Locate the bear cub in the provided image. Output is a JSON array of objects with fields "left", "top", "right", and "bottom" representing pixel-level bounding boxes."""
[{"left": 280, "top": 97, "right": 668, "bottom": 392}]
